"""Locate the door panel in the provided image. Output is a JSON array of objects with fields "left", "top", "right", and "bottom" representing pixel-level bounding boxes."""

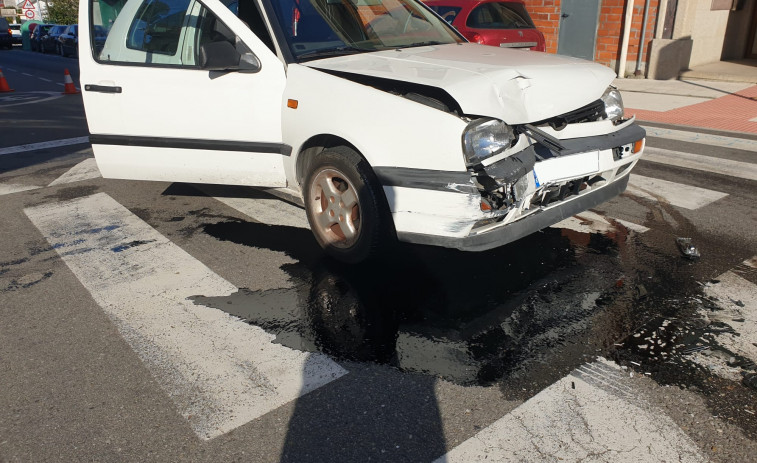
[
  {"left": 557, "top": 0, "right": 601, "bottom": 61},
  {"left": 79, "top": 0, "right": 288, "bottom": 187}
]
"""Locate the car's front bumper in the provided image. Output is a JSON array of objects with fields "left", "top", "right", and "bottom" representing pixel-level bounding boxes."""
[
  {"left": 378, "top": 119, "right": 644, "bottom": 251},
  {"left": 397, "top": 173, "right": 629, "bottom": 251}
]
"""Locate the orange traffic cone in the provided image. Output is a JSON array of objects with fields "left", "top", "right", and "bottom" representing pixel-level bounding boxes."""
[
  {"left": 62, "top": 69, "right": 80, "bottom": 95},
  {"left": 0, "top": 68, "right": 14, "bottom": 93}
]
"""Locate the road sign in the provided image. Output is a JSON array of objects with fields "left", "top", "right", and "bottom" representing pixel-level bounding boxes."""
[
  {"left": 24, "top": 9, "right": 34, "bottom": 18},
  {"left": 21, "top": 0, "right": 34, "bottom": 8}
]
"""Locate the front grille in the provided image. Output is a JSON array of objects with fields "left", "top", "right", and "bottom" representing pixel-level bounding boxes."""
[
  {"left": 561, "top": 99, "right": 606, "bottom": 123},
  {"left": 534, "top": 99, "right": 607, "bottom": 130}
]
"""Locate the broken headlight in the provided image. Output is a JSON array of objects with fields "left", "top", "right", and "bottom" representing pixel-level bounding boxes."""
[
  {"left": 462, "top": 118, "right": 516, "bottom": 166},
  {"left": 601, "top": 86, "right": 624, "bottom": 122}
]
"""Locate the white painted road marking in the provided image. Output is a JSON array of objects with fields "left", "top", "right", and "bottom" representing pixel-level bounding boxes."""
[
  {"left": 435, "top": 360, "right": 704, "bottom": 463},
  {"left": 643, "top": 125, "right": 757, "bottom": 152},
  {"left": 0, "top": 136, "right": 90, "bottom": 156},
  {"left": 198, "top": 186, "right": 310, "bottom": 229},
  {"left": 626, "top": 174, "right": 728, "bottom": 210},
  {"left": 703, "top": 264, "right": 757, "bottom": 366},
  {"left": 24, "top": 193, "right": 347, "bottom": 440},
  {"left": 0, "top": 91, "right": 65, "bottom": 108},
  {"left": 0, "top": 183, "right": 41, "bottom": 196},
  {"left": 553, "top": 210, "right": 649, "bottom": 234},
  {"left": 642, "top": 146, "right": 757, "bottom": 181},
  {"left": 48, "top": 158, "right": 102, "bottom": 186}
]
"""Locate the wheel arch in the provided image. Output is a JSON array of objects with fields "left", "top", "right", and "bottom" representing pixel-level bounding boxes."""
[{"left": 295, "top": 134, "right": 363, "bottom": 187}]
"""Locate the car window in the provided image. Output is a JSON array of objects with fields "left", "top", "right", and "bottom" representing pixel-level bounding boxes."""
[
  {"left": 466, "top": 2, "right": 535, "bottom": 29},
  {"left": 426, "top": 5, "right": 462, "bottom": 24},
  {"left": 91, "top": 0, "right": 243, "bottom": 67},
  {"left": 126, "top": 0, "right": 192, "bottom": 54}
]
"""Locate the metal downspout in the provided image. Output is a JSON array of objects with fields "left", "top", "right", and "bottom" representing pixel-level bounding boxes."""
[{"left": 635, "top": 0, "right": 652, "bottom": 75}]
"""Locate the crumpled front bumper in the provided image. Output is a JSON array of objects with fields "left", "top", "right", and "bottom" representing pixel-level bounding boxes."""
[
  {"left": 397, "top": 173, "right": 629, "bottom": 251},
  {"left": 381, "top": 120, "right": 644, "bottom": 251}
]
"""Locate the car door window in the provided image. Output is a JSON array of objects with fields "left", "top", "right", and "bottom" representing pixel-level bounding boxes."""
[
  {"left": 91, "top": 0, "right": 241, "bottom": 66},
  {"left": 126, "top": 0, "right": 192, "bottom": 55}
]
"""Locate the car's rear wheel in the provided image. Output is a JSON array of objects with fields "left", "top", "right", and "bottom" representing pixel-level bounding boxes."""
[{"left": 303, "top": 147, "right": 393, "bottom": 263}]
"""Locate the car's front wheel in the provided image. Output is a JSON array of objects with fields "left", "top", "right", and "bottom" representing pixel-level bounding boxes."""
[{"left": 303, "top": 147, "right": 393, "bottom": 264}]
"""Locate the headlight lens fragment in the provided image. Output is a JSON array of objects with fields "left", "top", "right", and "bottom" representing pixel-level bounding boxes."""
[
  {"left": 601, "top": 86, "right": 624, "bottom": 122},
  {"left": 462, "top": 118, "right": 516, "bottom": 166}
]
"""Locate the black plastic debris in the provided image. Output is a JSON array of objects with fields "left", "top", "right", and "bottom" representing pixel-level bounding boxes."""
[
  {"left": 743, "top": 372, "right": 757, "bottom": 391},
  {"left": 676, "top": 237, "right": 701, "bottom": 260}
]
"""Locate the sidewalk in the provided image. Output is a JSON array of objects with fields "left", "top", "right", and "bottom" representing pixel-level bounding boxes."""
[{"left": 615, "top": 77, "right": 757, "bottom": 135}]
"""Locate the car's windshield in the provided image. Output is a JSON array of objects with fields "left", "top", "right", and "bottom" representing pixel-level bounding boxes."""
[{"left": 268, "top": 0, "right": 464, "bottom": 62}]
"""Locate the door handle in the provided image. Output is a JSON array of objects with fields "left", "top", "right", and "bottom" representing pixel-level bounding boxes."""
[{"left": 85, "top": 84, "right": 122, "bottom": 93}]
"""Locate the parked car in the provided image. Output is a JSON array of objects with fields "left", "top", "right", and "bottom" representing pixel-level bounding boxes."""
[
  {"left": 80, "top": 0, "right": 644, "bottom": 263},
  {"left": 10, "top": 23, "right": 21, "bottom": 44},
  {"left": 41, "top": 25, "right": 66, "bottom": 54},
  {"left": 30, "top": 24, "right": 53, "bottom": 51},
  {"left": 424, "top": 0, "right": 545, "bottom": 51},
  {"left": 59, "top": 24, "right": 78, "bottom": 57},
  {"left": 0, "top": 18, "right": 11, "bottom": 49}
]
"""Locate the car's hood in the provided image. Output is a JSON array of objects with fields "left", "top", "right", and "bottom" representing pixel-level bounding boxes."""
[{"left": 305, "top": 43, "right": 616, "bottom": 123}]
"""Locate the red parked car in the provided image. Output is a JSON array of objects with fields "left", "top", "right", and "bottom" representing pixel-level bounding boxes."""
[{"left": 423, "top": 0, "right": 545, "bottom": 51}]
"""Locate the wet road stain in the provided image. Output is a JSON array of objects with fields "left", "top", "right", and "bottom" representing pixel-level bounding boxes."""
[
  {"left": 194, "top": 218, "right": 656, "bottom": 389},
  {"left": 43, "top": 185, "right": 99, "bottom": 202},
  {"left": 185, "top": 190, "right": 756, "bottom": 435}
]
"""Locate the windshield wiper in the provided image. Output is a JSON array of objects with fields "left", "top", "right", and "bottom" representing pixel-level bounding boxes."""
[
  {"left": 394, "top": 40, "right": 445, "bottom": 49},
  {"left": 297, "top": 45, "right": 369, "bottom": 60}
]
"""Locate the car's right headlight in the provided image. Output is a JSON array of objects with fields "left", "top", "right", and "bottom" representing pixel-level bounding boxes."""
[
  {"left": 462, "top": 118, "right": 516, "bottom": 166},
  {"left": 601, "top": 86, "right": 624, "bottom": 122}
]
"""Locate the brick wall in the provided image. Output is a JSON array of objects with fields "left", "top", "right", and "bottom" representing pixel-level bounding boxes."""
[
  {"left": 522, "top": 0, "right": 561, "bottom": 53},
  {"left": 522, "top": 0, "right": 659, "bottom": 72},
  {"left": 596, "top": 0, "right": 659, "bottom": 72}
]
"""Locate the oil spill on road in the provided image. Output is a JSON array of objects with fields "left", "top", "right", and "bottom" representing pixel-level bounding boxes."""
[{"left": 194, "top": 217, "right": 664, "bottom": 394}]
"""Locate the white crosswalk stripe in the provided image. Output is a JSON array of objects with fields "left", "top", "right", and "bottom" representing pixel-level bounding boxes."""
[
  {"left": 48, "top": 158, "right": 102, "bottom": 186},
  {"left": 24, "top": 193, "right": 347, "bottom": 440},
  {"left": 626, "top": 174, "right": 728, "bottom": 210},
  {"left": 643, "top": 125, "right": 757, "bottom": 152},
  {"left": 197, "top": 185, "right": 310, "bottom": 229},
  {"left": 553, "top": 210, "right": 649, "bottom": 234},
  {"left": 642, "top": 146, "right": 757, "bottom": 181},
  {"left": 434, "top": 359, "right": 705, "bottom": 463},
  {"left": 702, "top": 260, "right": 757, "bottom": 368},
  {"left": 0, "top": 183, "right": 41, "bottom": 196}
]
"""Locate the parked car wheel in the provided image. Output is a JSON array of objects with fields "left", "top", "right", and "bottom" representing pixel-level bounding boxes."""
[{"left": 304, "top": 147, "right": 392, "bottom": 263}]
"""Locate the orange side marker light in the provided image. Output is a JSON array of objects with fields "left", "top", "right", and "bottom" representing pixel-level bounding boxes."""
[
  {"left": 287, "top": 99, "right": 299, "bottom": 109},
  {"left": 633, "top": 139, "right": 644, "bottom": 153}
]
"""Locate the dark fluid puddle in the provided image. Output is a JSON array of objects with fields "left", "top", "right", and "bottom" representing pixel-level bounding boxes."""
[{"left": 192, "top": 218, "right": 664, "bottom": 390}]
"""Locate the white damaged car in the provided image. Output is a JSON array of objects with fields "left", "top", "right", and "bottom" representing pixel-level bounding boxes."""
[{"left": 79, "top": 0, "right": 644, "bottom": 263}]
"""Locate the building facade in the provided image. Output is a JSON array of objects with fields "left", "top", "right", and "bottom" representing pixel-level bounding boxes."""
[{"left": 523, "top": 0, "right": 757, "bottom": 78}]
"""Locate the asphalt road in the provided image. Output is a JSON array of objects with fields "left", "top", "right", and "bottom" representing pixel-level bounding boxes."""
[{"left": 1, "top": 48, "right": 757, "bottom": 462}]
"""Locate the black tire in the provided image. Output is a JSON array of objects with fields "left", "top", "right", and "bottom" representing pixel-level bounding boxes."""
[{"left": 303, "top": 146, "right": 393, "bottom": 264}]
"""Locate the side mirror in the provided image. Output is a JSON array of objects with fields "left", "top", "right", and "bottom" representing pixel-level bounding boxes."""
[{"left": 199, "top": 40, "right": 260, "bottom": 73}]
